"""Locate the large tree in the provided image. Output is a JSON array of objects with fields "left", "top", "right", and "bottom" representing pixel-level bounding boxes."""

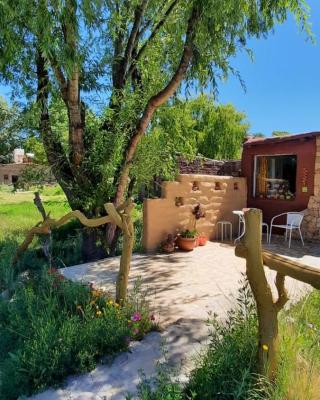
[{"left": 0, "top": 0, "right": 310, "bottom": 255}]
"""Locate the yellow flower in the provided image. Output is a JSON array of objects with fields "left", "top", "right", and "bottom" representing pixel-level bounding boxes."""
[
  {"left": 96, "top": 310, "right": 102, "bottom": 317},
  {"left": 108, "top": 300, "right": 114, "bottom": 305},
  {"left": 262, "top": 344, "right": 269, "bottom": 352},
  {"left": 114, "top": 303, "right": 119, "bottom": 308}
]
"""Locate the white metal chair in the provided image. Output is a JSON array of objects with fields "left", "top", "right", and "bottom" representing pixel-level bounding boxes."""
[{"left": 269, "top": 212, "right": 304, "bottom": 248}]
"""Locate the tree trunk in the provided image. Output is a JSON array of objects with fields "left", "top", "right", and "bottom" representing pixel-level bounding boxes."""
[
  {"left": 242, "top": 208, "right": 288, "bottom": 380},
  {"left": 116, "top": 200, "right": 135, "bottom": 303},
  {"left": 106, "top": 6, "right": 200, "bottom": 247},
  {"left": 82, "top": 227, "right": 107, "bottom": 262}
]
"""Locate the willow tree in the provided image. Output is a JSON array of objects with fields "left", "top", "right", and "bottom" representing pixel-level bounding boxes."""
[{"left": 0, "top": 0, "right": 310, "bottom": 256}]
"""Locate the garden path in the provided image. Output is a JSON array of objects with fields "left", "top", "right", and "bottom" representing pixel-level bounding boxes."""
[{"left": 30, "top": 239, "right": 318, "bottom": 400}]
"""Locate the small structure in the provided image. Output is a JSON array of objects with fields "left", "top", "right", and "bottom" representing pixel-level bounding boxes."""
[
  {"left": 143, "top": 174, "right": 247, "bottom": 251},
  {"left": 241, "top": 132, "right": 320, "bottom": 239},
  {"left": 0, "top": 148, "right": 34, "bottom": 184}
]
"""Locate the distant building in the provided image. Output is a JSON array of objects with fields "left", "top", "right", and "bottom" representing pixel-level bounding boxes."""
[{"left": 0, "top": 149, "right": 34, "bottom": 184}]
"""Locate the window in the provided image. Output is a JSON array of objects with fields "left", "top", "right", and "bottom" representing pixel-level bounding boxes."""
[{"left": 254, "top": 155, "right": 297, "bottom": 200}]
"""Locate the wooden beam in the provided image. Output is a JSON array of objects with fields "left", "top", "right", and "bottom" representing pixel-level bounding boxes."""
[
  {"left": 263, "top": 250, "right": 320, "bottom": 290},
  {"left": 235, "top": 244, "right": 320, "bottom": 289}
]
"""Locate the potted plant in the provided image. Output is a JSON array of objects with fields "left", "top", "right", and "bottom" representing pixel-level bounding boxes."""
[{"left": 176, "top": 229, "right": 198, "bottom": 251}]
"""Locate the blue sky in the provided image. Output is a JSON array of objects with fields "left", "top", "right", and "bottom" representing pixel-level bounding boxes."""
[
  {"left": 217, "top": 0, "right": 320, "bottom": 136},
  {"left": 1, "top": 1, "right": 319, "bottom": 137}
]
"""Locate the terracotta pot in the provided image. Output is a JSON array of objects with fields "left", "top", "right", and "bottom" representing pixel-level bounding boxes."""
[
  {"left": 198, "top": 235, "right": 208, "bottom": 246},
  {"left": 176, "top": 236, "right": 196, "bottom": 251}
]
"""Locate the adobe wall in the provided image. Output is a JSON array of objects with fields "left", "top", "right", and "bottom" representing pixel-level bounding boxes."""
[
  {"left": 143, "top": 174, "right": 247, "bottom": 251},
  {"left": 0, "top": 163, "right": 28, "bottom": 184}
]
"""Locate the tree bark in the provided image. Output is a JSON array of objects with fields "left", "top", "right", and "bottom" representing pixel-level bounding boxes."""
[
  {"left": 241, "top": 208, "right": 289, "bottom": 380},
  {"left": 116, "top": 199, "right": 135, "bottom": 303},
  {"left": 36, "top": 50, "right": 77, "bottom": 207}
]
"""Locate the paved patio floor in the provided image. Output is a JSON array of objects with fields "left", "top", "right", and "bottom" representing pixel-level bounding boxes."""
[{"left": 31, "top": 237, "right": 318, "bottom": 400}]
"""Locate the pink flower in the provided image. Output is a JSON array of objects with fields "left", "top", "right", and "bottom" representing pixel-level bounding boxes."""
[{"left": 131, "top": 312, "right": 142, "bottom": 322}]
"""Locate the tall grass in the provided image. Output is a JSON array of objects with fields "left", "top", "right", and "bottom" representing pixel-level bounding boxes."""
[{"left": 134, "top": 284, "right": 320, "bottom": 400}]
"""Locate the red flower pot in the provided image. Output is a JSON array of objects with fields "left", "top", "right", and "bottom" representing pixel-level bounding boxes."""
[{"left": 198, "top": 235, "right": 208, "bottom": 246}]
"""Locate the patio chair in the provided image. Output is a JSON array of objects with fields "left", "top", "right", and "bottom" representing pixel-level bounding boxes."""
[{"left": 269, "top": 212, "right": 304, "bottom": 248}]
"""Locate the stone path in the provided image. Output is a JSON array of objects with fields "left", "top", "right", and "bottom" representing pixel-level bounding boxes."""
[{"left": 30, "top": 239, "right": 317, "bottom": 400}]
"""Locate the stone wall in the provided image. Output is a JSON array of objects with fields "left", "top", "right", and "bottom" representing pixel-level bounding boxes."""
[
  {"left": 179, "top": 157, "right": 241, "bottom": 176},
  {"left": 143, "top": 174, "right": 247, "bottom": 251},
  {"left": 301, "top": 136, "right": 320, "bottom": 239}
]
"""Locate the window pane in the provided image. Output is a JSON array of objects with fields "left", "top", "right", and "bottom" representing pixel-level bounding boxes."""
[{"left": 255, "top": 155, "right": 296, "bottom": 200}]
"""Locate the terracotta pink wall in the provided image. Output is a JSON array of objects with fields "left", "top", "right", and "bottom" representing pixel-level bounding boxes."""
[{"left": 143, "top": 174, "right": 247, "bottom": 251}]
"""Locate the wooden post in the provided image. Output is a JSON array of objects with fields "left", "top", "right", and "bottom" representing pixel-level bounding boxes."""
[
  {"left": 241, "top": 208, "right": 288, "bottom": 379},
  {"left": 116, "top": 199, "right": 135, "bottom": 304}
]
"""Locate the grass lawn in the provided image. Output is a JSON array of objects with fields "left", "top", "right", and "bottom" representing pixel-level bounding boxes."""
[{"left": 0, "top": 185, "right": 70, "bottom": 240}]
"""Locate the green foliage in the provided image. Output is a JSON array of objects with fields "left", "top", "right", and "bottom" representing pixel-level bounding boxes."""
[
  {"left": 0, "top": 270, "right": 156, "bottom": 399},
  {"left": 134, "top": 285, "right": 320, "bottom": 400},
  {"left": 132, "top": 95, "right": 249, "bottom": 191},
  {"left": 180, "top": 229, "right": 198, "bottom": 239},
  {"left": 0, "top": 0, "right": 311, "bottom": 214},
  {"left": 0, "top": 97, "right": 22, "bottom": 162},
  {"left": 0, "top": 272, "right": 129, "bottom": 399}
]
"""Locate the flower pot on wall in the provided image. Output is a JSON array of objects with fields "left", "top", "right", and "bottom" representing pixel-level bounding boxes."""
[{"left": 176, "top": 236, "right": 196, "bottom": 251}]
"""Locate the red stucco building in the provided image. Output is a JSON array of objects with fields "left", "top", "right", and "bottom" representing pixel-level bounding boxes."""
[{"left": 241, "top": 132, "right": 320, "bottom": 239}]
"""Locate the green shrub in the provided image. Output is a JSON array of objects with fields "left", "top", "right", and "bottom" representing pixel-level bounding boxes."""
[
  {"left": 0, "top": 271, "right": 155, "bottom": 399},
  {"left": 186, "top": 281, "right": 258, "bottom": 399}
]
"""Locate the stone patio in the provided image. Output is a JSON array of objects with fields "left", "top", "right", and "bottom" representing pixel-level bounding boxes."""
[{"left": 30, "top": 237, "right": 318, "bottom": 400}]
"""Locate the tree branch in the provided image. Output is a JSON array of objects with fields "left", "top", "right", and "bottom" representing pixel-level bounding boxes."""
[
  {"left": 113, "top": 4, "right": 199, "bottom": 205},
  {"left": 36, "top": 49, "right": 75, "bottom": 203},
  {"left": 274, "top": 273, "right": 289, "bottom": 311},
  {"left": 127, "top": 0, "right": 180, "bottom": 78}
]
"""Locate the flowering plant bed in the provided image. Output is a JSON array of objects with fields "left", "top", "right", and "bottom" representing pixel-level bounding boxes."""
[{"left": 0, "top": 269, "right": 156, "bottom": 400}]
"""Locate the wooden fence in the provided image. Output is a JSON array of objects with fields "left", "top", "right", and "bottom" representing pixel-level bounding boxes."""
[{"left": 235, "top": 208, "right": 320, "bottom": 379}]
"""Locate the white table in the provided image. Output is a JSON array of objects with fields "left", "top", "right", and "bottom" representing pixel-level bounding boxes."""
[{"left": 232, "top": 210, "right": 269, "bottom": 243}]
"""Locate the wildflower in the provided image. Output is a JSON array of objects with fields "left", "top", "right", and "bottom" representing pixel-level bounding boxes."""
[
  {"left": 96, "top": 310, "right": 102, "bottom": 317},
  {"left": 108, "top": 299, "right": 114, "bottom": 305},
  {"left": 131, "top": 312, "right": 142, "bottom": 322},
  {"left": 150, "top": 314, "right": 155, "bottom": 321},
  {"left": 114, "top": 303, "right": 120, "bottom": 308},
  {"left": 262, "top": 344, "right": 269, "bottom": 352},
  {"left": 95, "top": 305, "right": 99, "bottom": 309}
]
